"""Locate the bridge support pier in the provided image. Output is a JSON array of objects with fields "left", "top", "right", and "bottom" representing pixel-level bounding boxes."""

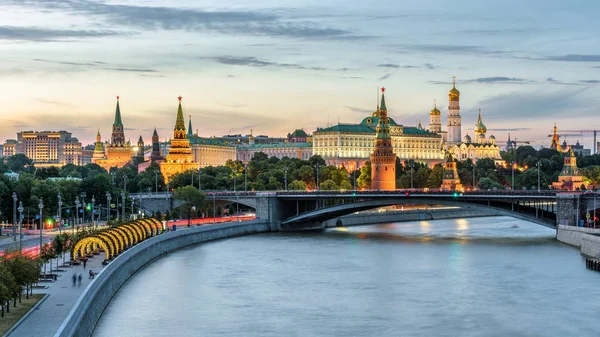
[{"left": 556, "top": 194, "right": 581, "bottom": 227}]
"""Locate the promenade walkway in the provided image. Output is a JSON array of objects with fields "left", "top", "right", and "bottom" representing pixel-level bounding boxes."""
[{"left": 7, "top": 253, "right": 106, "bottom": 337}]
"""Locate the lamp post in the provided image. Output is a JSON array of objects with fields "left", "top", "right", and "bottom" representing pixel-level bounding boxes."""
[
  {"left": 233, "top": 168, "right": 237, "bottom": 193},
  {"left": 537, "top": 161, "right": 541, "bottom": 192},
  {"left": 244, "top": 164, "right": 248, "bottom": 192},
  {"left": 472, "top": 163, "right": 476, "bottom": 190},
  {"left": 594, "top": 193, "right": 597, "bottom": 228},
  {"left": 213, "top": 193, "right": 216, "bottom": 224},
  {"left": 12, "top": 192, "right": 17, "bottom": 241},
  {"left": 154, "top": 170, "right": 159, "bottom": 194},
  {"left": 123, "top": 175, "right": 127, "bottom": 192},
  {"left": 57, "top": 193, "right": 62, "bottom": 234},
  {"left": 75, "top": 196, "right": 80, "bottom": 233},
  {"left": 38, "top": 198, "right": 44, "bottom": 255},
  {"left": 511, "top": 161, "right": 515, "bottom": 191},
  {"left": 121, "top": 191, "right": 125, "bottom": 222},
  {"left": 198, "top": 168, "right": 202, "bottom": 191},
  {"left": 106, "top": 192, "right": 111, "bottom": 223},
  {"left": 284, "top": 167, "right": 288, "bottom": 191},
  {"left": 410, "top": 162, "right": 414, "bottom": 189},
  {"left": 130, "top": 198, "right": 134, "bottom": 221},
  {"left": 316, "top": 164, "right": 320, "bottom": 191},
  {"left": 191, "top": 168, "right": 194, "bottom": 187},
  {"left": 81, "top": 192, "right": 86, "bottom": 224},
  {"left": 91, "top": 196, "right": 95, "bottom": 228},
  {"left": 354, "top": 160, "right": 358, "bottom": 191},
  {"left": 17, "top": 202, "right": 23, "bottom": 252}
]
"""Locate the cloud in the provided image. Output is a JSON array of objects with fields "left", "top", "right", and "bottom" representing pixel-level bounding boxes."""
[
  {"left": 542, "top": 54, "right": 600, "bottom": 62},
  {"left": 579, "top": 80, "right": 600, "bottom": 84},
  {"left": 10, "top": 0, "right": 364, "bottom": 40},
  {"left": 477, "top": 87, "right": 595, "bottom": 120},
  {"left": 33, "top": 58, "right": 106, "bottom": 66},
  {"left": 466, "top": 77, "right": 527, "bottom": 83},
  {"left": 378, "top": 63, "right": 399, "bottom": 69},
  {"left": 377, "top": 63, "right": 435, "bottom": 70},
  {"left": 208, "top": 55, "right": 342, "bottom": 71},
  {"left": 488, "top": 128, "right": 532, "bottom": 132},
  {"left": 35, "top": 99, "right": 74, "bottom": 107},
  {"left": 0, "top": 26, "right": 122, "bottom": 41},
  {"left": 379, "top": 73, "right": 391, "bottom": 80},
  {"left": 105, "top": 68, "right": 158, "bottom": 73},
  {"left": 424, "top": 63, "right": 436, "bottom": 70},
  {"left": 216, "top": 102, "right": 248, "bottom": 108},
  {"left": 343, "top": 106, "right": 372, "bottom": 114},
  {"left": 392, "top": 44, "right": 506, "bottom": 56}
]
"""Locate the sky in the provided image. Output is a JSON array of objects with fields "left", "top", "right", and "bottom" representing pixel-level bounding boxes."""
[{"left": 1, "top": 0, "right": 600, "bottom": 149}]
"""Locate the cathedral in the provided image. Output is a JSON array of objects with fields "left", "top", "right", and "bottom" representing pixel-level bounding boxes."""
[
  {"left": 93, "top": 96, "right": 134, "bottom": 170},
  {"left": 159, "top": 96, "right": 198, "bottom": 182}
]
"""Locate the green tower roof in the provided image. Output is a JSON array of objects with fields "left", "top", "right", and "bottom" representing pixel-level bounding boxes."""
[
  {"left": 175, "top": 96, "right": 186, "bottom": 132},
  {"left": 380, "top": 91, "right": 387, "bottom": 111},
  {"left": 114, "top": 96, "right": 123, "bottom": 127},
  {"left": 187, "top": 115, "right": 193, "bottom": 136}
]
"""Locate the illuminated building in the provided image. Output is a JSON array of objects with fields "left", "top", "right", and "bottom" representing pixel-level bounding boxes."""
[
  {"left": 9, "top": 130, "right": 83, "bottom": 167},
  {"left": 370, "top": 88, "right": 396, "bottom": 191},
  {"left": 94, "top": 96, "right": 134, "bottom": 170},
  {"left": 449, "top": 109, "right": 502, "bottom": 164},
  {"left": 236, "top": 130, "right": 312, "bottom": 164},
  {"left": 552, "top": 148, "right": 587, "bottom": 191},
  {"left": 441, "top": 151, "right": 463, "bottom": 191},
  {"left": 447, "top": 77, "right": 462, "bottom": 146},
  {"left": 160, "top": 97, "right": 198, "bottom": 181}
]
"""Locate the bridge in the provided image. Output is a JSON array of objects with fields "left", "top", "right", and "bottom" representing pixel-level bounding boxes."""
[{"left": 130, "top": 190, "right": 600, "bottom": 231}]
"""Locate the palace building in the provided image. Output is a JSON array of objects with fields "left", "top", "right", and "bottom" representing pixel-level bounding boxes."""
[
  {"left": 236, "top": 130, "right": 312, "bottom": 164},
  {"left": 370, "top": 88, "right": 396, "bottom": 190},
  {"left": 313, "top": 92, "right": 444, "bottom": 170},
  {"left": 94, "top": 97, "right": 134, "bottom": 170},
  {"left": 449, "top": 109, "right": 502, "bottom": 164},
  {"left": 160, "top": 97, "right": 198, "bottom": 182}
]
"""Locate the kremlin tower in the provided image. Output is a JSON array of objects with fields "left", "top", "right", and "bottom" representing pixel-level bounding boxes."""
[
  {"left": 95, "top": 96, "right": 133, "bottom": 170},
  {"left": 151, "top": 127, "right": 164, "bottom": 161},
  {"left": 441, "top": 151, "right": 463, "bottom": 191},
  {"left": 428, "top": 99, "right": 441, "bottom": 134},
  {"left": 370, "top": 88, "right": 396, "bottom": 191},
  {"left": 92, "top": 129, "right": 104, "bottom": 162},
  {"left": 160, "top": 96, "right": 197, "bottom": 182},
  {"left": 447, "top": 77, "right": 462, "bottom": 146}
]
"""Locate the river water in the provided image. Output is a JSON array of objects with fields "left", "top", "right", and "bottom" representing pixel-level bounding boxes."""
[{"left": 93, "top": 217, "right": 599, "bottom": 337}]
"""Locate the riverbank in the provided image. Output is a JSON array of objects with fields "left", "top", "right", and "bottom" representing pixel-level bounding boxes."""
[
  {"left": 55, "top": 220, "right": 269, "bottom": 337},
  {"left": 556, "top": 225, "right": 600, "bottom": 258}
]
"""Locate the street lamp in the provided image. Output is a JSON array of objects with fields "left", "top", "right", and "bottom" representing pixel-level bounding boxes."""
[
  {"left": 154, "top": 170, "right": 159, "bottom": 193},
  {"left": 130, "top": 198, "right": 134, "bottom": 221},
  {"left": 91, "top": 196, "right": 95, "bottom": 228},
  {"left": 106, "top": 192, "right": 111, "bottom": 223},
  {"left": 213, "top": 193, "right": 216, "bottom": 224},
  {"left": 198, "top": 168, "right": 202, "bottom": 191},
  {"left": 38, "top": 198, "right": 44, "bottom": 255},
  {"left": 233, "top": 168, "right": 237, "bottom": 192},
  {"left": 81, "top": 192, "right": 86, "bottom": 224},
  {"left": 511, "top": 161, "right": 516, "bottom": 191},
  {"left": 315, "top": 164, "right": 320, "bottom": 191},
  {"left": 17, "top": 201, "right": 23, "bottom": 252},
  {"left": 244, "top": 164, "right": 248, "bottom": 192},
  {"left": 57, "top": 193, "right": 62, "bottom": 234},
  {"left": 121, "top": 191, "right": 125, "bottom": 222},
  {"left": 75, "top": 196, "right": 80, "bottom": 233},
  {"left": 12, "top": 192, "right": 17, "bottom": 241},
  {"left": 409, "top": 162, "right": 414, "bottom": 189},
  {"left": 536, "top": 161, "right": 542, "bottom": 192},
  {"left": 472, "top": 163, "right": 476, "bottom": 190},
  {"left": 284, "top": 167, "right": 288, "bottom": 191}
]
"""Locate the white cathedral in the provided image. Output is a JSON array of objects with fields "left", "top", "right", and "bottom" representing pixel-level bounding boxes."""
[{"left": 430, "top": 77, "right": 502, "bottom": 164}]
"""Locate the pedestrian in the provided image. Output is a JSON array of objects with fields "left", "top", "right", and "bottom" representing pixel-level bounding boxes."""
[
  {"left": 77, "top": 273, "right": 82, "bottom": 287},
  {"left": 83, "top": 259, "right": 87, "bottom": 269},
  {"left": 72, "top": 273, "right": 76, "bottom": 287}
]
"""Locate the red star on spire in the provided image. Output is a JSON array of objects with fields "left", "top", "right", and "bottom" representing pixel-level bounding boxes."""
[
  {"left": 178, "top": 96, "right": 182, "bottom": 101},
  {"left": 116, "top": 95, "right": 119, "bottom": 100},
  {"left": 381, "top": 87, "right": 385, "bottom": 93}
]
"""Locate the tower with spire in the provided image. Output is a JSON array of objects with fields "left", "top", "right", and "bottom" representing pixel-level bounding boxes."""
[
  {"left": 552, "top": 147, "right": 586, "bottom": 191},
  {"left": 447, "top": 77, "right": 462, "bottom": 146},
  {"left": 370, "top": 87, "right": 396, "bottom": 191},
  {"left": 134, "top": 135, "right": 144, "bottom": 164},
  {"left": 187, "top": 114, "right": 194, "bottom": 138},
  {"left": 151, "top": 127, "right": 164, "bottom": 161},
  {"left": 160, "top": 96, "right": 198, "bottom": 182},
  {"left": 474, "top": 109, "right": 487, "bottom": 144},
  {"left": 92, "top": 129, "right": 105, "bottom": 162},
  {"left": 550, "top": 122, "right": 565, "bottom": 152},
  {"left": 429, "top": 99, "right": 441, "bottom": 134},
  {"left": 95, "top": 96, "right": 134, "bottom": 170},
  {"left": 441, "top": 150, "right": 463, "bottom": 191}
]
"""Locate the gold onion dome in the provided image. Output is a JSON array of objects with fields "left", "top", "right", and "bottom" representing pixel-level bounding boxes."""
[
  {"left": 475, "top": 108, "right": 487, "bottom": 134},
  {"left": 448, "top": 76, "right": 460, "bottom": 101},
  {"left": 430, "top": 99, "right": 440, "bottom": 115}
]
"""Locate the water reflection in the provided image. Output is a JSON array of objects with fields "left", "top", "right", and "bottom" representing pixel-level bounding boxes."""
[{"left": 94, "top": 216, "right": 595, "bottom": 337}]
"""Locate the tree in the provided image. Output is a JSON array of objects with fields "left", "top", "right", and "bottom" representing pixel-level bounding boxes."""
[
  {"left": 478, "top": 177, "right": 503, "bottom": 190},
  {"left": 320, "top": 179, "right": 339, "bottom": 191},
  {"left": 288, "top": 180, "right": 307, "bottom": 191},
  {"left": 6, "top": 154, "right": 33, "bottom": 173},
  {"left": 0, "top": 264, "right": 17, "bottom": 314},
  {"left": 357, "top": 162, "right": 371, "bottom": 189},
  {"left": 426, "top": 164, "right": 443, "bottom": 188},
  {"left": 173, "top": 186, "right": 205, "bottom": 224}
]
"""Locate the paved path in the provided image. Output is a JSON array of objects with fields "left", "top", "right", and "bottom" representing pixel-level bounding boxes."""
[{"left": 7, "top": 254, "right": 107, "bottom": 337}]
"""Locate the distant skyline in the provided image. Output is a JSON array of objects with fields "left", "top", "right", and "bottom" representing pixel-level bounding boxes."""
[{"left": 2, "top": 0, "right": 600, "bottom": 149}]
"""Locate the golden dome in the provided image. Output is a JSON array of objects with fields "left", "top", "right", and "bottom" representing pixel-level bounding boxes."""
[
  {"left": 448, "top": 76, "right": 460, "bottom": 101},
  {"left": 474, "top": 109, "right": 487, "bottom": 134},
  {"left": 430, "top": 99, "right": 440, "bottom": 115}
]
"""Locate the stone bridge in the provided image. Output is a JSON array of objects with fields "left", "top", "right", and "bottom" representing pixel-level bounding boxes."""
[{"left": 131, "top": 191, "right": 600, "bottom": 231}]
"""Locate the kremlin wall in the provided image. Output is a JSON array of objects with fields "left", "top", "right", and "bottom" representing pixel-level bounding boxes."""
[{"left": 0, "top": 79, "right": 592, "bottom": 189}]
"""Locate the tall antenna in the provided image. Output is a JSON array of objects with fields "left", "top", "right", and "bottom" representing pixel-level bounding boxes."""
[{"left": 377, "top": 86, "right": 380, "bottom": 110}]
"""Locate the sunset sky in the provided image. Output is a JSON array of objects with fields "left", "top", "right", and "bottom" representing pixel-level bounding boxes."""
[{"left": 2, "top": 0, "right": 600, "bottom": 148}]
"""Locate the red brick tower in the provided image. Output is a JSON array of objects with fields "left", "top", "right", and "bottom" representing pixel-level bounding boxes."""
[{"left": 370, "top": 88, "right": 396, "bottom": 190}]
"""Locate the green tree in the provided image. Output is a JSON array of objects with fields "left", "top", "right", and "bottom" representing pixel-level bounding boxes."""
[
  {"left": 173, "top": 186, "right": 205, "bottom": 224},
  {"left": 356, "top": 161, "right": 371, "bottom": 189},
  {"left": 320, "top": 179, "right": 339, "bottom": 191},
  {"left": 288, "top": 180, "right": 307, "bottom": 191},
  {"left": 6, "top": 154, "right": 33, "bottom": 173}
]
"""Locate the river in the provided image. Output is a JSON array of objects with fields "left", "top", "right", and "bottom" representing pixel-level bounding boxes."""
[{"left": 93, "top": 216, "right": 599, "bottom": 337}]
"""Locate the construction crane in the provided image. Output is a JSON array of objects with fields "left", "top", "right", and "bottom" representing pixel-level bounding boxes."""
[
  {"left": 547, "top": 133, "right": 582, "bottom": 138},
  {"left": 560, "top": 129, "right": 600, "bottom": 154}
]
